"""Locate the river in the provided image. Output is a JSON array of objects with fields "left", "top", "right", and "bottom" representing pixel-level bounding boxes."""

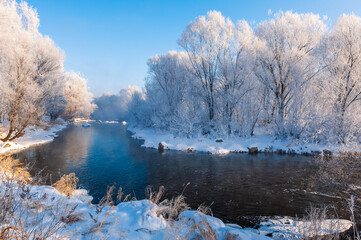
[{"left": 15, "top": 122, "right": 340, "bottom": 226}]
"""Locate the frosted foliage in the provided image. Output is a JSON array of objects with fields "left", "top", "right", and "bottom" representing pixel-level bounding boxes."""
[
  {"left": 317, "top": 14, "right": 361, "bottom": 143},
  {"left": 64, "top": 72, "right": 97, "bottom": 118},
  {"left": 91, "top": 86, "right": 142, "bottom": 121},
  {"left": 254, "top": 11, "right": 326, "bottom": 137},
  {"left": 127, "top": 10, "right": 361, "bottom": 146},
  {"left": 0, "top": 0, "right": 95, "bottom": 141}
]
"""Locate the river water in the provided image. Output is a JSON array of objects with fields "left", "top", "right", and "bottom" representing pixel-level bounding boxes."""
[{"left": 16, "top": 123, "right": 339, "bottom": 226}]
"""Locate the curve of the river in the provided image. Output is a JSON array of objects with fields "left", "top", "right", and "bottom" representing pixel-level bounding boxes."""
[{"left": 16, "top": 123, "right": 340, "bottom": 226}]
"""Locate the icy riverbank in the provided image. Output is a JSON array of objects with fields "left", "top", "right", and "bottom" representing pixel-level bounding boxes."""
[
  {"left": 0, "top": 175, "right": 272, "bottom": 239},
  {"left": 0, "top": 121, "right": 67, "bottom": 155},
  {"left": 129, "top": 127, "right": 358, "bottom": 155},
  {"left": 0, "top": 179, "right": 353, "bottom": 240}
]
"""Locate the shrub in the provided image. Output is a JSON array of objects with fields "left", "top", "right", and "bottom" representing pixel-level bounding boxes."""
[
  {"left": 0, "top": 156, "right": 31, "bottom": 184},
  {"left": 309, "top": 152, "right": 361, "bottom": 239},
  {"left": 52, "top": 173, "right": 79, "bottom": 197}
]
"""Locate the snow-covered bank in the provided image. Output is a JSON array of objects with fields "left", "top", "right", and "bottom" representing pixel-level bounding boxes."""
[
  {"left": 129, "top": 127, "right": 358, "bottom": 155},
  {"left": 0, "top": 179, "right": 272, "bottom": 240},
  {"left": 257, "top": 218, "right": 352, "bottom": 239},
  {"left": 73, "top": 117, "right": 95, "bottom": 123},
  {"left": 1, "top": 179, "right": 353, "bottom": 240},
  {"left": 0, "top": 121, "right": 67, "bottom": 155}
]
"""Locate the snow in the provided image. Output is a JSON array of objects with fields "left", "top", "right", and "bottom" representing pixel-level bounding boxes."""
[
  {"left": 0, "top": 179, "right": 272, "bottom": 240},
  {"left": 0, "top": 175, "right": 353, "bottom": 239},
  {"left": 2, "top": 179, "right": 350, "bottom": 239},
  {"left": 129, "top": 126, "right": 356, "bottom": 155},
  {"left": 257, "top": 217, "right": 352, "bottom": 239},
  {"left": 0, "top": 122, "right": 67, "bottom": 155},
  {"left": 104, "top": 121, "right": 119, "bottom": 124},
  {"left": 73, "top": 118, "right": 95, "bottom": 123}
]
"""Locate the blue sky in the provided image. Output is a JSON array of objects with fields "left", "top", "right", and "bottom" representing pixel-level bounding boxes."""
[{"left": 27, "top": 0, "right": 361, "bottom": 96}]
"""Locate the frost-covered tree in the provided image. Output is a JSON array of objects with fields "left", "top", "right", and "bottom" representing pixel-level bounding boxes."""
[
  {"left": 92, "top": 86, "right": 143, "bottom": 121},
  {"left": 217, "top": 20, "right": 261, "bottom": 135},
  {"left": 92, "top": 93, "right": 124, "bottom": 121},
  {"left": 254, "top": 11, "right": 326, "bottom": 137},
  {"left": 318, "top": 14, "right": 361, "bottom": 142},
  {"left": 64, "top": 72, "right": 97, "bottom": 118},
  {"left": 127, "top": 10, "right": 361, "bottom": 147},
  {"left": 0, "top": 0, "right": 65, "bottom": 141},
  {"left": 127, "top": 89, "right": 148, "bottom": 126},
  {"left": 145, "top": 51, "right": 200, "bottom": 133},
  {"left": 178, "top": 11, "right": 234, "bottom": 125}
]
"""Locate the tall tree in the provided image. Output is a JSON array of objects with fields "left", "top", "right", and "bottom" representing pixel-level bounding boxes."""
[
  {"left": 318, "top": 14, "right": 361, "bottom": 142},
  {"left": 254, "top": 11, "right": 326, "bottom": 137},
  {"left": 178, "top": 11, "right": 233, "bottom": 124},
  {"left": 217, "top": 20, "right": 260, "bottom": 135},
  {"left": 0, "top": 0, "right": 64, "bottom": 141}
]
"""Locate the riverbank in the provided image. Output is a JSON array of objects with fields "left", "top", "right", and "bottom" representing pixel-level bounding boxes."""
[
  {"left": 0, "top": 176, "right": 275, "bottom": 239},
  {"left": 129, "top": 127, "right": 357, "bottom": 155},
  {"left": 0, "top": 120, "right": 67, "bottom": 155}
]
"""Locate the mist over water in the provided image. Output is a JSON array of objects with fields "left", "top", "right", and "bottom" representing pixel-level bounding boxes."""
[{"left": 16, "top": 123, "right": 341, "bottom": 226}]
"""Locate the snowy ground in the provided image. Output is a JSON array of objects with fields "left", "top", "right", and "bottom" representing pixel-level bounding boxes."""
[
  {"left": 0, "top": 121, "right": 67, "bottom": 155},
  {"left": 129, "top": 127, "right": 357, "bottom": 155},
  {"left": 0, "top": 180, "right": 352, "bottom": 240},
  {"left": 73, "top": 117, "right": 95, "bottom": 123},
  {"left": 257, "top": 217, "right": 352, "bottom": 239},
  {"left": 0, "top": 174, "right": 273, "bottom": 239}
]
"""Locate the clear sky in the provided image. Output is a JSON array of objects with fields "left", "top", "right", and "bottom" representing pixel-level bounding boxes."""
[{"left": 27, "top": 0, "right": 361, "bottom": 96}]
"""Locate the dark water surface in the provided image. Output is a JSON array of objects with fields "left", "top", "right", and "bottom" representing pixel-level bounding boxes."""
[{"left": 16, "top": 123, "right": 339, "bottom": 226}]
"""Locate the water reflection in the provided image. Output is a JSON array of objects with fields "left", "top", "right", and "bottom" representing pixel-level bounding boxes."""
[
  {"left": 18, "top": 123, "right": 341, "bottom": 226},
  {"left": 17, "top": 124, "right": 94, "bottom": 176}
]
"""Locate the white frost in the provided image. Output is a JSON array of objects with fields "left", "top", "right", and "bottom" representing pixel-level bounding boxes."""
[
  {"left": 258, "top": 217, "right": 352, "bottom": 239},
  {"left": 0, "top": 122, "right": 67, "bottom": 155}
]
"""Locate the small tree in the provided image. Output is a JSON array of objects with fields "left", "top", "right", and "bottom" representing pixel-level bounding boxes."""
[{"left": 63, "top": 72, "right": 97, "bottom": 119}]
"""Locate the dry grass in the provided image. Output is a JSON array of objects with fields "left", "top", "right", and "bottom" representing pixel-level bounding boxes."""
[
  {"left": 82, "top": 185, "right": 130, "bottom": 239},
  {"left": 309, "top": 152, "right": 361, "bottom": 239},
  {"left": 52, "top": 172, "right": 79, "bottom": 197},
  {"left": 0, "top": 156, "right": 31, "bottom": 184},
  {"left": 0, "top": 155, "right": 77, "bottom": 239},
  {"left": 146, "top": 186, "right": 190, "bottom": 222},
  {"left": 145, "top": 186, "right": 240, "bottom": 240},
  {"left": 184, "top": 216, "right": 218, "bottom": 240},
  {"left": 300, "top": 206, "right": 342, "bottom": 240}
]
